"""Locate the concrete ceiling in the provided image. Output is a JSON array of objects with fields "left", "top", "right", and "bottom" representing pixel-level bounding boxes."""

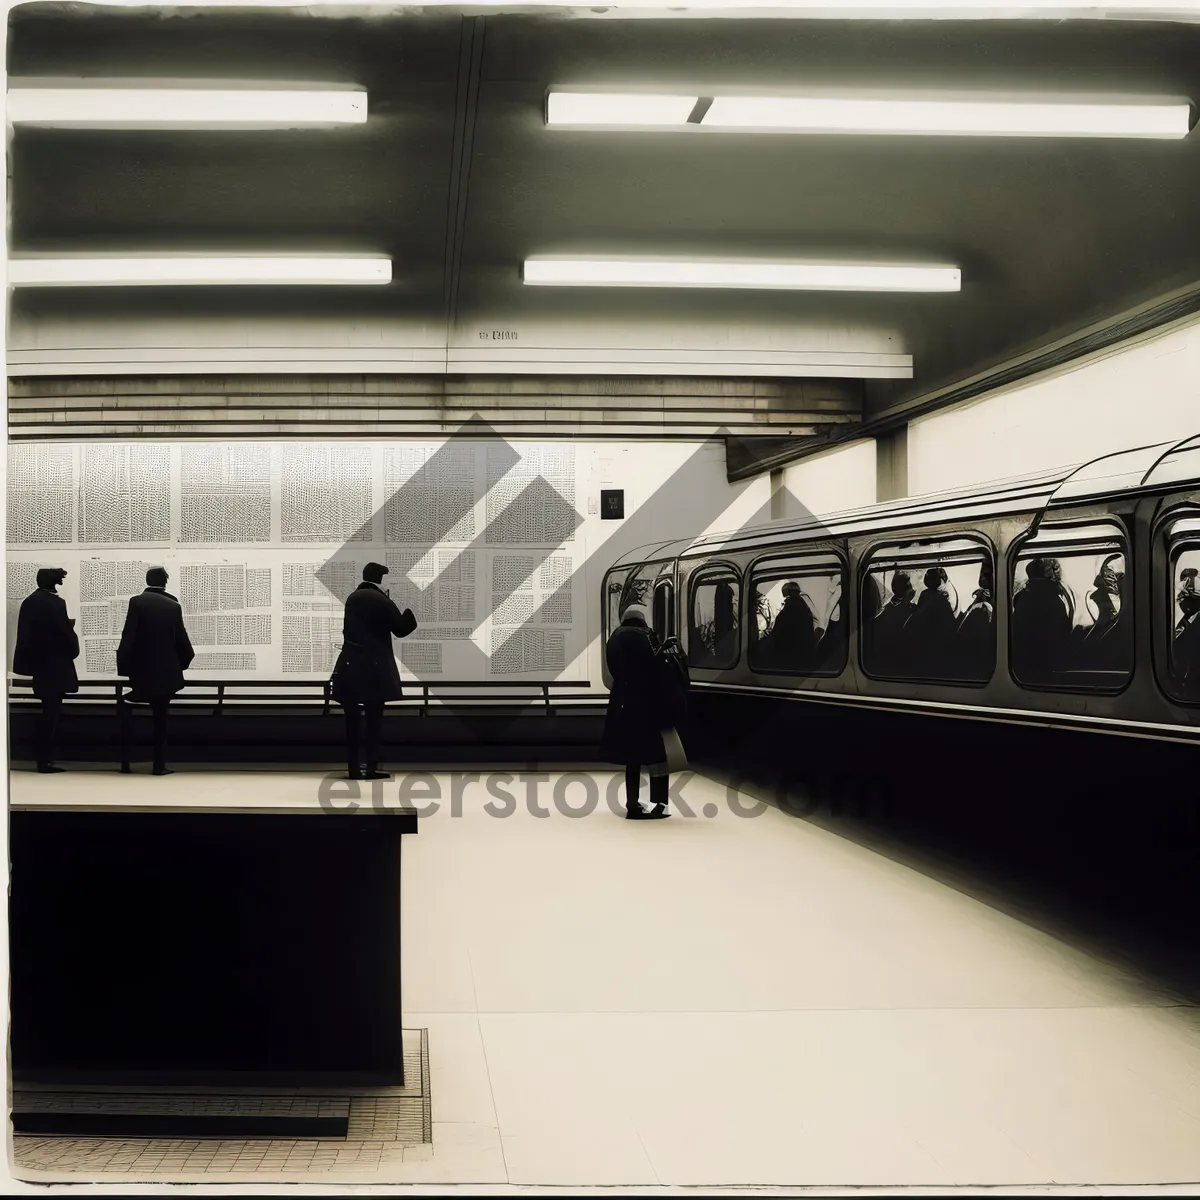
[{"left": 9, "top": 4, "right": 1200, "bottom": 435}]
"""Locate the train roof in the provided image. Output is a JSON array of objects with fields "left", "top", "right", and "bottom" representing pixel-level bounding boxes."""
[{"left": 609, "top": 433, "right": 1200, "bottom": 569}]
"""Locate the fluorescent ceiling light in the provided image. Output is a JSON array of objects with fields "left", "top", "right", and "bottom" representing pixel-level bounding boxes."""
[
  {"left": 523, "top": 259, "right": 960, "bottom": 292},
  {"left": 8, "top": 256, "right": 392, "bottom": 287},
  {"left": 546, "top": 91, "right": 1192, "bottom": 138},
  {"left": 547, "top": 92, "right": 699, "bottom": 126},
  {"left": 7, "top": 80, "right": 367, "bottom": 129},
  {"left": 702, "top": 96, "right": 1192, "bottom": 138}
]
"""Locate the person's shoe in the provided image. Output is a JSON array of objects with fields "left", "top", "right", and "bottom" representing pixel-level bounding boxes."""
[
  {"left": 645, "top": 806, "right": 670, "bottom": 819},
  {"left": 152, "top": 766, "right": 175, "bottom": 776},
  {"left": 36, "top": 763, "right": 66, "bottom": 774},
  {"left": 362, "top": 770, "right": 392, "bottom": 781}
]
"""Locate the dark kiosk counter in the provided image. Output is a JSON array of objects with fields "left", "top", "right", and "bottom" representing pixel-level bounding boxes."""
[{"left": 10, "top": 793, "right": 419, "bottom": 1087}]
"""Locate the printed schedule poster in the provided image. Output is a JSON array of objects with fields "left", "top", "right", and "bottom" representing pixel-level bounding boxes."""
[{"left": 7, "top": 440, "right": 588, "bottom": 683}]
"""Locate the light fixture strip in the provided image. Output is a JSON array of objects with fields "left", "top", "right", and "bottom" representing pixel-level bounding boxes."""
[
  {"left": 7, "top": 85, "right": 368, "bottom": 128},
  {"left": 523, "top": 259, "right": 961, "bottom": 292},
  {"left": 547, "top": 91, "right": 1192, "bottom": 139},
  {"left": 701, "top": 95, "right": 1192, "bottom": 138},
  {"left": 7, "top": 256, "right": 393, "bottom": 287}
]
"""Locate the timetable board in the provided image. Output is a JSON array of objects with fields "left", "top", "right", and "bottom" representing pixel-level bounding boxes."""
[{"left": 7, "top": 440, "right": 585, "bottom": 682}]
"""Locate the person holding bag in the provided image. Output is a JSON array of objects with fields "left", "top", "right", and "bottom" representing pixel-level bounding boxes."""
[{"left": 600, "top": 603, "right": 687, "bottom": 820}]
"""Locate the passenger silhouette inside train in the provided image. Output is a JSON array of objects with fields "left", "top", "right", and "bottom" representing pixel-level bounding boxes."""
[
  {"left": 869, "top": 571, "right": 917, "bottom": 675},
  {"left": 1011, "top": 556, "right": 1073, "bottom": 683},
  {"left": 1079, "top": 554, "right": 1131, "bottom": 673},
  {"left": 814, "top": 581, "right": 845, "bottom": 669},
  {"left": 906, "top": 566, "right": 957, "bottom": 673},
  {"left": 955, "top": 561, "right": 995, "bottom": 678},
  {"left": 691, "top": 578, "right": 738, "bottom": 666},
  {"left": 711, "top": 580, "right": 737, "bottom": 663},
  {"left": 861, "top": 573, "right": 884, "bottom": 627},
  {"left": 761, "top": 580, "right": 818, "bottom": 670},
  {"left": 1173, "top": 566, "right": 1200, "bottom": 690}
]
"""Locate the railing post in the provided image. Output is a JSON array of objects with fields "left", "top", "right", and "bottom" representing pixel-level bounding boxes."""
[
  {"left": 544, "top": 684, "right": 551, "bottom": 716},
  {"left": 216, "top": 684, "right": 225, "bottom": 718},
  {"left": 117, "top": 681, "right": 129, "bottom": 772}
]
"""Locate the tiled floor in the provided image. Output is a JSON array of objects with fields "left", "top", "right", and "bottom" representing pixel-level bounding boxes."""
[{"left": 11, "top": 766, "right": 1200, "bottom": 1189}]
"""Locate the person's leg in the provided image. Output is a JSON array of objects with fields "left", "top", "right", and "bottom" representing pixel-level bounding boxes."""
[
  {"left": 37, "top": 695, "right": 64, "bottom": 772},
  {"left": 342, "top": 702, "right": 363, "bottom": 778},
  {"left": 650, "top": 773, "right": 669, "bottom": 813},
  {"left": 625, "top": 764, "right": 642, "bottom": 815},
  {"left": 363, "top": 702, "right": 387, "bottom": 778},
  {"left": 151, "top": 698, "right": 171, "bottom": 775}
]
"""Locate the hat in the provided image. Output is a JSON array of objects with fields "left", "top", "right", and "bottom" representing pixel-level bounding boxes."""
[
  {"left": 363, "top": 562, "right": 389, "bottom": 584},
  {"left": 621, "top": 604, "right": 650, "bottom": 625}
]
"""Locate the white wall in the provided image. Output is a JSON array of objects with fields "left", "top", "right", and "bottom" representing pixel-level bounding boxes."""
[
  {"left": 908, "top": 313, "right": 1200, "bottom": 496},
  {"left": 781, "top": 438, "right": 877, "bottom": 517}
]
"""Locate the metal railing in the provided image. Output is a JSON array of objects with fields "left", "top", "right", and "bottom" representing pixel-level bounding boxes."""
[{"left": 8, "top": 677, "right": 597, "bottom": 719}]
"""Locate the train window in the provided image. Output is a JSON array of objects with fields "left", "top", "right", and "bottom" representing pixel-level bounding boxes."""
[
  {"left": 688, "top": 565, "right": 740, "bottom": 669},
  {"left": 1010, "top": 523, "right": 1131, "bottom": 692},
  {"left": 604, "top": 568, "right": 633, "bottom": 640},
  {"left": 653, "top": 578, "right": 675, "bottom": 641},
  {"left": 1164, "top": 517, "right": 1200, "bottom": 701},
  {"left": 861, "top": 537, "right": 994, "bottom": 684},
  {"left": 749, "top": 553, "right": 846, "bottom": 675}
]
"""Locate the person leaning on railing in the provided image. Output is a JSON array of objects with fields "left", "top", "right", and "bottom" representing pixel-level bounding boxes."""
[{"left": 329, "top": 562, "right": 418, "bottom": 781}]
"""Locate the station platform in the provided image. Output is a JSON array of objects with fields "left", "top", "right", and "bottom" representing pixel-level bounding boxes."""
[{"left": 10, "top": 764, "right": 1200, "bottom": 1189}]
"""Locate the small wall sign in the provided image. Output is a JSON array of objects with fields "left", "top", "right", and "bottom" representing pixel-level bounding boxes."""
[{"left": 600, "top": 490, "right": 625, "bottom": 520}]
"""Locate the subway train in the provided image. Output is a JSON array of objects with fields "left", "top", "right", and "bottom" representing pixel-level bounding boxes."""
[{"left": 602, "top": 434, "right": 1200, "bottom": 747}]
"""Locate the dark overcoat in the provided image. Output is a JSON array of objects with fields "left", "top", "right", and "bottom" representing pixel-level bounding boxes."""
[
  {"left": 117, "top": 587, "right": 195, "bottom": 699},
  {"left": 767, "top": 595, "right": 817, "bottom": 668},
  {"left": 1011, "top": 578, "right": 1072, "bottom": 678},
  {"left": 13, "top": 587, "right": 80, "bottom": 698},
  {"left": 599, "top": 615, "right": 671, "bottom": 767},
  {"left": 330, "top": 582, "right": 418, "bottom": 705}
]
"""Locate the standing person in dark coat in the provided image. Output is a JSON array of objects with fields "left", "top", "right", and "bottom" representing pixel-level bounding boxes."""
[
  {"left": 117, "top": 566, "right": 195, "bottom": 775},
  {"left": 329, "top": 562, "right": 417, "bottom": 781},
  {"left": 13, "top": 567, "right": 79, "bottom": 773},
  {"left": 600, "top": 604, "right": 673, "bottom": 820}
]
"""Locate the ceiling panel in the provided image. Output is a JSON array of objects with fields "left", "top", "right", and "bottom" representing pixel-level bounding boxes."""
[{"left": 8, "top": 4, "right": 1200, "bottom": 425}]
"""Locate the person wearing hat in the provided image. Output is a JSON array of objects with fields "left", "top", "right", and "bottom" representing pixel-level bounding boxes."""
[
  {"left": 13, "top": 567, "right": 79, "bottom": 773},
  {"left": 600, "top": 602, "right": 676, "bottom": 819},
  {"left": 117, "top": 566, "right": 195, "bottom": 775},
  {"left": 330, "top": 562, "right": 418, "bottom": 781}
]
